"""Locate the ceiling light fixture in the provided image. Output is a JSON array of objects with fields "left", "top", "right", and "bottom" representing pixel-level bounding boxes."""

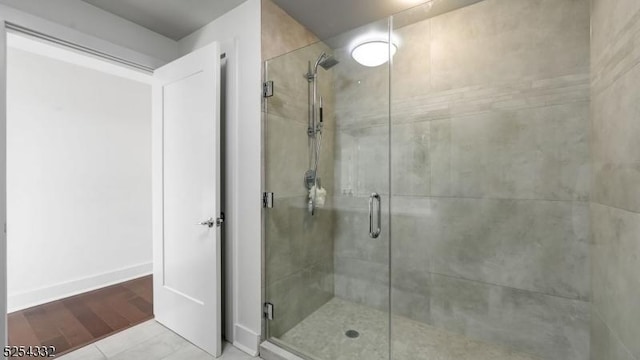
[{"left": 351, "top": 40, "right": 397, "bottom": 67}]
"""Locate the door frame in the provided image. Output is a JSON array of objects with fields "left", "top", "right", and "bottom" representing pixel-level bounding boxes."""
[
  {"left": 0, "top": 16, "right": 159, "bottom": 348},
  {"left": 0, "top": 9, "right": 245, "bottom": 351}
]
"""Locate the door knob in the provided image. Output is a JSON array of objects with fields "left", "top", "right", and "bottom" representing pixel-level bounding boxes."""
[
  {"left": 198, "top": 218, "right": 216, "bottom": 228},
  {"left": 197, "top": 214, "right": 224, "bottom": 228}
]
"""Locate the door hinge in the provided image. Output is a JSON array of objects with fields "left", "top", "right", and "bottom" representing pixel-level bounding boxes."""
[
  {"left": 264, "top": 302, "right": 274, "bottom": 320},
  {"left": 263, "top": 192, "right": 274, "bottom": 208},
  {"left": 263, "top": 81, "right": 274, "bottom": 98}
]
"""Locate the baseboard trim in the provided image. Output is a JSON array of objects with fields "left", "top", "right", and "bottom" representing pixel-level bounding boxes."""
[
  {"left": 233, "top": 324, "right": 260, "bottom": 356},
  {"left": 8, "top": 262, "right": 152, "bottom": 312}
]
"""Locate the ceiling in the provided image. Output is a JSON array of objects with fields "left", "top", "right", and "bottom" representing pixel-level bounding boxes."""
[
  {"left": 81, "top": 0, "right": 482, "bottom": 43},
  {"left": 81, "top": 0, "right": 248, "bottom": 41},
  {"left": 304, "top": 0, "right": 484, "bottom": 50},
  {"left": 271, "top": 0, "right": 480, "bottom": 40}
]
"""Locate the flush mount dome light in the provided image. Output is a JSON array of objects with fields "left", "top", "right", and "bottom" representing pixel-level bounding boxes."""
[{"left": 351, "top": 40, "right": 397, "bottom": 67}]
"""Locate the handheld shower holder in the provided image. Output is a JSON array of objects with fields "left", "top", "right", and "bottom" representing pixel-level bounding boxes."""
[{"left": 303, "top": 170, "right": 321, "bottom": 190}]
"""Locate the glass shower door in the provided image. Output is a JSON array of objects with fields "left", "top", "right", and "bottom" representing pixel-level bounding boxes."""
[{"left": 263, "top": 18, "right": 392, "bottom": 360}]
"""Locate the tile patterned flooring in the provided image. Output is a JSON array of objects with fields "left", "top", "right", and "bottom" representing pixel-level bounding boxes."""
[
  {"left": 277, "top": 297, "right": 541, "bottom": 360},
  {"left": 48, "top": 296, "right": 542, "bottom": 360},
  {"left": 59, "top": 320, "right": 258, "bottom": 360}
]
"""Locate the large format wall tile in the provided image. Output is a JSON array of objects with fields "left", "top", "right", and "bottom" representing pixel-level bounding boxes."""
[
  {"left": 391, "top": 196, "right": 590, "bottom": 301},
  {"left": 334, "top": 127, "right": 390, "bottom": 197},
  {"left": 590, "top": 310, "right": 636, "bottom": 360},
  {"left": 266, "top": 196, "right": 335, "bottom": 283},
  {"left": 390, "top": 287, "right": 430, "bottom": 325},
  {"left": 389, "top": 72, "right": 590, "bottom": 127},
  {"left": 388, "top": 267, "right": 590, "bottom": 360},
  {"left": 333, "top": 195, "right": 390, "bottom": 264},
  {"left": 335, "top": 121, "right": 430, "bottom": 197},
  {"left": 331, "top": 17, "right": 392, "bottom": 130},
  {"left": 261, "top": 0, "right": 318, "bottom": 61},
  {"left": 591, "top": 0, "right": 640, "bottom": 68},
  {"left": 591, "top": 203, "right": 640, "bottom": 358},
  {"left": 429, "top": 0, "right": 589, "bottom": 91},
  {"left": 390, "top": 212, "right": 432, "bottom": 323},
  {"left": 265, "top": 115, "right": 310, "bottom": 198},
  {"left": 267, "top": 260, "right": 334, "bottom": 337},
  {"left": 333, "top": 195, "right": 390, "bottom": 309},
  {"left": 391, "top": 19, "right": 432, "bottom": 101},
  {"left": 430, "top": 102, "right": 590, "bottom": 201},
  {"left": 265, "top": 198, "right": 335, "bottom": 338},
  {"left": 334, "top": 269, "right": 389, "bottom": 312},
  {"left": 590, "top": 8, "right": 640, "bottom": 96},
  {"left": 266, "top": 41, "right": 336, "bottom": 131},
  {"left": 334, "top": 256, "right": 388, "bottom": 288},
  {"left": 389, "top": 199, "right": 432, "bottom": 296},
  {"left": 591, "top": 64, "right": 640, "bottom": 213},
  {"left": 429, "top": 274, "right": 590, "bottom": 360},
  {"left": 391, "top": 121, "right": 430, "bottom": 196},
  {"left": 591, "top": 0, "right": 640, "bottom": 358},
  {"left": 333, "top": 51, "right": 389, "bottom": 129}
]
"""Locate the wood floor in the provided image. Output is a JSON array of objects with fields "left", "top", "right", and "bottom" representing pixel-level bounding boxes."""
[{"left": 8, "top": 275, "right": 153, "bottom": 357}]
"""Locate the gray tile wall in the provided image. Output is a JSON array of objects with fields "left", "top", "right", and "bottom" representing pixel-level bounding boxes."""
[
  {"left": 332, "top": 0, "right": 591, "bottom": 359},
  {"left": 590, "top": 0, "right": 640, "bottom": 358},
  {"left": 263, "top": 0, "right": 336, "bottom": 338}
]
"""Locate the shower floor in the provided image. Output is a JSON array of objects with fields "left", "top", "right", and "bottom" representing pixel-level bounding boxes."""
[{"left": 275, "top": 297, "right": 540, "bottom": 360}]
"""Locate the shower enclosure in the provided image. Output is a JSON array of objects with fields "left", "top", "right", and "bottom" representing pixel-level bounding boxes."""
[{"left": 262, "top": 0, "right": 591, "bottom": 359}]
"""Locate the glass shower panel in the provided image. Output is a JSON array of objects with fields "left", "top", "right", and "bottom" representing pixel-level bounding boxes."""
[
  {"left": 390, "top": 1, "right": 591, "bottom": 359},
  {"left": 263, "top": 18, "right": 392, "bottom": 360}
]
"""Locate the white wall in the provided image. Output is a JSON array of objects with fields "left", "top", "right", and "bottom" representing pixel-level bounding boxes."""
[
  {"left": 178, "top": 0, "right": 262, "bottom": 355},
  {"left": 6, "top": 45, "right": 152, "bottom": 312}
]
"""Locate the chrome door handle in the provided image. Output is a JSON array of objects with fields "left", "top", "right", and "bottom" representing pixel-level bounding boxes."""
[
  {"left": 197, "top": 214, "right": 224, "bottom": 228},
  {"left": 369, "top": 193, "right": 381, "bottom": 238},
  {"left": 198, "top": 218, "right": 216, "bottom": 228}
]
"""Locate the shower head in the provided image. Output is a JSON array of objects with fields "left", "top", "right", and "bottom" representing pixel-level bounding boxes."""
[
  {"left": 319, "top": 55, "right": 339, "bottom": 70},
  {"left": 313, "top": 52, "right": 339, "bottom": 73}
]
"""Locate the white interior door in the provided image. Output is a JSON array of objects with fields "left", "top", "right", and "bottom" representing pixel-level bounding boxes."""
[{"left": 152, "top": 42, "right": 222, "bottom": 357}]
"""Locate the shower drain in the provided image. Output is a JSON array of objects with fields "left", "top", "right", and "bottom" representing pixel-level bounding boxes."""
[{"left": 345, "top": 330, "right": 360, "bottom": 338}]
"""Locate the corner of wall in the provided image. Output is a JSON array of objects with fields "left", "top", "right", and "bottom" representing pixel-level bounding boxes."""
[
  {"left": 261, "top": 0, "right": 319, "bottom": 61},
  {"left": 590, "top": 0, "right": 640, "bottom": 359}
]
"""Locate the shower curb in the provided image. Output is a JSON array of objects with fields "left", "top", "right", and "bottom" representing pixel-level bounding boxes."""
[{"left": 259, "top": 341, "right": 308, "bottom": 360}]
